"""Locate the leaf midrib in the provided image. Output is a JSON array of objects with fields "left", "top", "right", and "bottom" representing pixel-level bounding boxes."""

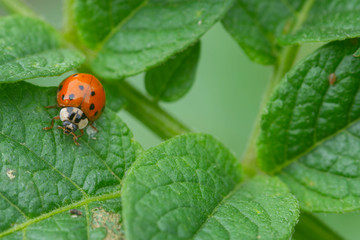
[
  {"left": 94, "top": 0, "right": 148, "bottom": 54},
  {"left": 192, "top": 181, "right": 280, "bottom": 239},
  {"left": 273, "top": 117, "right": 360, "bottom": 174},
  {"left": 0, "top": 192, "right": 29, "bottom": 220},
  {"left": 0, "top": 191, "right": 121, "bottom": 238}
]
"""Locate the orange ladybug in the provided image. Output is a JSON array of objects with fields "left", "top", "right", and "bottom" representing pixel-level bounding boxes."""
[{"left": 44, "top": 73, "right": 106, "bottom": 145}]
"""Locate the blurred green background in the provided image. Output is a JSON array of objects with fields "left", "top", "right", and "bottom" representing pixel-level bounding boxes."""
[{"left": 3, "top": 0, "right": 358, "bottom": 239}]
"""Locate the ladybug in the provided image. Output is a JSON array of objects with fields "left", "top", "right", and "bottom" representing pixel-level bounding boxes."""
[{"left": 44, "top": 73, "right": 106, "bottom": 145}]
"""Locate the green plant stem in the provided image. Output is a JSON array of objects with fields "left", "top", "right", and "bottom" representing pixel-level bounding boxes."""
[
  {"left": 113, "top": 81, "right": 191, "bottom": 139},
  {"left": 0, "top": 0, "right": 37, "bottom": 18},
  {"left": 241, "top": 44, "right": 300, "bottom": 177},
  {"left": 241, "top": 0, "right": 314, "bottom": 176},
  {"left": 293, "top": 212, "right": 343, "bottom": 240}
]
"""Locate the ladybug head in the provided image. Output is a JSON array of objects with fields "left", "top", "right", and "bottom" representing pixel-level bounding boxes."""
[{"left": 62, "top": 120, "right": 78, "bottom": 134}]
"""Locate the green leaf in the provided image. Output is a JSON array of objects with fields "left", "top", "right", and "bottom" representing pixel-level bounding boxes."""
[
  {"left": 122, "top": 134, "right": 299, "bottom": 240},
  {"left": 222, "top": 0, "right": 304, "bottom": 64},
  {"left": 1, "top": 199, "right": 125, "bottom": 240},
  {"left": 71, "top": 0, "right": 145, "bottom": 49},
  {"left": 257, "top": 39, "right": 360, "bottom": 211},
  {"left": 71, "top": 0, "right": 233, "bottom": 79},
  {"left": 279, "top": 0, "right": 360, "bottom": 45},
  {"left": 103, "top": 82, "right": 127, "bottom": 113},
  {"left": 0, "top": 82, "right": 141, "bottom": 238},
  {"left": 293, "top": 212, "right": 343, "bottom": 240},
  {"left": 353, "top": 47, "right": 360, "bottom": 58},
  {"left": 145, "top": 42, "right": 200, "bottom": 102},
  {"left": 0, "top": 16, "right": 85, "bottom": 83}
]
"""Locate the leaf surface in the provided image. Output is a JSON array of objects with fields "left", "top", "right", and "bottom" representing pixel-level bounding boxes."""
[
  {"left": 0, "top": 16, "right": 84, "bottom": 83},
  {"left": 258, "top": 39, "right": 360, "bottom": 211},
  {"left": 71, "top": 0, "right": 233, "bottom": 79},
  {"left": 103, "top": 82, "right": 127, "bottom": 112},
  {"left": 279, "top": 0, "right": 360, "bottom": 45},
  {"left": 354, "top": 47, "right": 360, "bottom": 58},
  {"left": 72, "top": 0, "right": 145, "bottom": 49},
  {"left": 123, "top": 134, "right": 299, "bottom": 240},
  {"left": 0, "top": 82, "right": 140, "bottom": 238},
  {"left": 222, "top": 0, "right": 304, "bottom": 64},
  {"left": 145, "top": 42, "right": 200, "bottom": 102}
]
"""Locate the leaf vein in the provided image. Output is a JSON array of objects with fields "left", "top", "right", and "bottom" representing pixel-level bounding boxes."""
[
  {"left": 0, "top": 131, "right": 88, "bottom": 198},
  {"left": 0, "top": 191, "right": 29, "bottom": 220},
  {"left": 0, "top": 191, "right": 121, "bottom": 238}
]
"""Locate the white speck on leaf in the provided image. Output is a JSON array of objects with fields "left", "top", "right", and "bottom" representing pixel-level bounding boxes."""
[
  {"left": 198, "top": 20, "right": 202, "bottom": 25},
  {"left": 6, "top": 169, "right": 15, "bottom": 180},
  {"left": 87, "top": 125, "right": 97, "bottom": 139}
]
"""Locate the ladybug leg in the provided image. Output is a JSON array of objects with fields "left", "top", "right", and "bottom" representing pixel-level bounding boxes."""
[
  {"left": 89, "top": 123, "right": 98, "bottom": 132},
  {"left": 71, "top": 130, "right": 84, "bottom": 146},
  {"left": 69, "top": 130, "right": 84, "bottom": 146},
  {"left": 72, "top": 133, "right": 80, "bottom": 146},
  {"left": 43, "top": 116, "right": 60, "bottom": 130},
  {"left": 78, "top": 129, "right": 84, "bottom": 137},
  {"left": 44, "top": 104, "right": 60, "bottom": 109},
  {"left": 56, "top": 126, "right": 83, "bottom": 146}
]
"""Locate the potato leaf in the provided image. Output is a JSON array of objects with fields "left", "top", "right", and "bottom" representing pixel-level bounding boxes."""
[
  {"left": 0, "top": 16, "right": 84, "bottom": 83},
  {"left": 70, "top": 0, "right": 233, "bottom": 79},
  {"left": 0, "top": 82, "right": 140, "bottom": 238},
  {"left": 258, "top": 39, "right": 360, "bottom": 212},
  {"left": 145, "top": 42, "right": 200, "bottom": 102},
  {"left": 280, "top": 0, "right": 360, "bottom": 45},
  {"left": 123, "top": 134, "right": 299, "bottom": 240},
  {"left": 222, "top": 0, "right": 303, "bottom": 64}
]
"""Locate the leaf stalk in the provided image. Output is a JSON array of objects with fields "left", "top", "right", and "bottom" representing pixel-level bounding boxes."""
[
  {"left": 111, "top": 81, "right": 191, "bottom": 139},
  {"left": 293, "top": 212, "right": 343, "bottom": 240}
]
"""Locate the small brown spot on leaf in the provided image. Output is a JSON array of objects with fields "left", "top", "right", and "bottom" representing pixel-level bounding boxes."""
[{"left": 328, "top": 73, "right": 336, "bottom": 85}]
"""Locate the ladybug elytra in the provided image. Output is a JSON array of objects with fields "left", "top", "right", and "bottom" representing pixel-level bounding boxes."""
[{"left": 44, "top": 73, "right": 106, "bottom": 145}]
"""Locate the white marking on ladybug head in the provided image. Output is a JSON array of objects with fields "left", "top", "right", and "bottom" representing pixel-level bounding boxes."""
[{"left": 59, "top": 107, "right": 89, "bottom": 130}]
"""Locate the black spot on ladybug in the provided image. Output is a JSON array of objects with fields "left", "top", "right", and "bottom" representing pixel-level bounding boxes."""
[
  {"left": 79, "top": 85, "right": 84, "bottom": 90},
  {"left": 81, "top": 113, "right": 87, "bottom": 120},
  {"left": 58, "top": 85, "right": 63, "bottom": 92},
  {"left": 73, "top": 74, "right": 78, "bottom": 77},
  {"left": 90, "top": 104, "right": 95, "bottom": 110},
  {"left": 75, "top": 114, "right": 82, "bottom": 123},
  {"left": 62, "top": 95, "right": 65, "bottom": 100},
  {"left": 101, "top": 106, "right": 105, "bottom": 112},
  {"left": 69, "top": 112, "right": 76, "bottom": 121},
  {"left": 91, "top": 91, "right": 95, "bottom": 96},
  {"left": 67, "top": 107, "right": 73, "bottom": 114},
  {"left": 94, "top": 111, "right": 98, "bottom": 116},
  {"left": 69, "top": 94, "right": 75, "bottom": 100}
]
